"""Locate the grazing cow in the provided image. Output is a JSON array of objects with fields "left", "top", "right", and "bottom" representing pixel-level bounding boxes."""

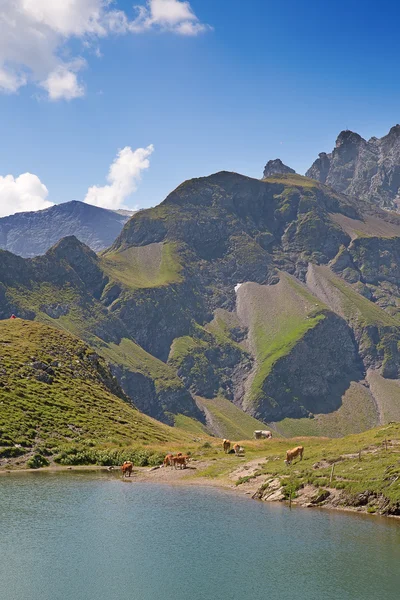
[
  {"left": 223, "top": 439, "right": 231, "bottom": 453},
  {"left": 172, "top": 455, "right": 189, "bottom": 469},
  {"left": 284, "top": 446, "right": 304, "bottom": 465},
  {"left": 254, "top": 430, "right": 272, "bottom": 440},
  {"left": 163, "top": 454, "right": 174, "bottom": 467},
  {"left": 121, "top": 461, "right": 133, "bottom": 477}
]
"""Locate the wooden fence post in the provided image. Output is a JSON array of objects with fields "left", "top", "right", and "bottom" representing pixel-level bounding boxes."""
[{"left": 330, "top": 463, "right": 335, "bottom": 485}]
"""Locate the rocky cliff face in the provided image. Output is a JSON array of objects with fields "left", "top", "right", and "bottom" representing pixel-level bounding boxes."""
[
  {"left": 306, "top": 125, "right": 400, "bottom": 210},
  {"left": 0, "top": 201, "right": 131, "bottom": 258},
  {"left": 263, "top": 159, "right": 295, "bottom": 178}
]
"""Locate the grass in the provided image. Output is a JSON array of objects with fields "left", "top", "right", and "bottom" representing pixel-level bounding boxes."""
[
  {"left": 275, "top": 381, "right": 379, "bottom": 438},
  {"left": 104, "top": 337, "right": 183, "bottom": 394},
  {"left": 101, "top": 242, "right": 182, "bottom": 290},
  {"left": 249, "top": 423, "right": 400, "bottom": 507},
  {"left": 191, "top": 424, "right": 400, "bottom": 510},
  {"left": 311, "top": 265, "right": 398, "bottom": 328},
  {"left": 196, "top": 396, "right": 271, "bottom": 440},
  {"left": 243, "top": 274, "right": 327, "bottom": 408},
  {"left": 262, "top": 174, "right": 320, "bottom": 188},
  {"left": 0, "top": 320, "right": 191, "bottom": 466},
  {"left": 173, "top": 414, "right": 209, "bottom": 436}
]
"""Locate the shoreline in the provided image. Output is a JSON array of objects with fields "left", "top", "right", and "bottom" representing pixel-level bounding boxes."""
[{"left": 1, "top": 462, "right": 399, "bottom": 521}]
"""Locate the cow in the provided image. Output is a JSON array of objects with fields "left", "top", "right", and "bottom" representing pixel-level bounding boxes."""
[
  {"left": 163, "top": 454, "right": 174, "bottom": 467},
  {"left": 121, "top": 461, "right": 133, "bottom": 477},
  {"left": 223, "top": 439, "right": 231, "bottom": 453},
  {"left": 172, "top": 455, "right": 189, "bottom": 469},
  {"left": 284, "top": 446, "right": 304, "bottom": 465},
  {"left": 233, "top": 444, "right": 245, "bottom": 455},
  {"left": 254, "top": 430, "right": 272, "bottom": 440}
]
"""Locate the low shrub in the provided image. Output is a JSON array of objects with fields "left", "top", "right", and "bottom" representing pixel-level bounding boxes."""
[
  {"left": 27, "top": 454, "right": 50, "bottom": 469},
  {"left": 54, "top": 446, "right": 165, "bottom": 467}
]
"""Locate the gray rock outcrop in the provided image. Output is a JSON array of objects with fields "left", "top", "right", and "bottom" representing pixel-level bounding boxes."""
[
  {"left": 306, "top": 125, "right": 400, "bottom": 210},
  {"left": 263, "top": 159, "right": 295, "bottom": 178}
]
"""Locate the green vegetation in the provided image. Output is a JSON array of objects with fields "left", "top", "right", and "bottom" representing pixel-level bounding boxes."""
[
  {"left": 196, "top": 396, "right": 270, "bottom": 440},
  {"left": 275, "top": 382, "right": 379, "bottom": 438},
  {"left": 101, "top": 242, "right": 182, "bottom": 289},
  {"left": 105, "top": 337, "right": 183, "bottom": 395},
  {"left": 168, "top": 322, "right": 249, "bottom": 400},
  {"left": 311, "top": 265, "right": 398, "bottom": 328},
  {"left": 262, "top": 173, "right": 320, "bottom": 188},
  {"left": 191, "top": 424, "right": 400, "bottom": 513},
  {"left": 245, "top": 274, "right": 327, "bottom": 408},
  {"left": 0, "top": 320, "right": 190, "bottom": 467},
  {"left": 251, "top": 423, "right": 400, "bottom": 509},
  {"left": 173, "top": 414, "right": 209, "bottom": 435}
]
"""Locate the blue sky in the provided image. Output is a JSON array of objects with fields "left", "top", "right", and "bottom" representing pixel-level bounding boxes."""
[{"left": 1, "top": 0, "right": 400, "bottom": 216}]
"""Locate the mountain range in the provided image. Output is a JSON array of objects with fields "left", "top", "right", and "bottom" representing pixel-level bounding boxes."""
[
  {"left": 2, "top": 148, "right": 400, "bottom": 438},
  {"left": 0, "top": 201, "right": 132, "bottom": 258}
]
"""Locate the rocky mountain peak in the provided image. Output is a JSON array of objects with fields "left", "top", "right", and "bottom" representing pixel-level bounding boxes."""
[
  {"left": 263, "top": 159, "right": 295, "bottom": 179},
  {"left": 306, "top": 125, "right": 400, "bottom": 210},
  {"left": 387, "top": 124, "right": 400, "bottom": 137},
  {"left": 335, "top": 130, "right": 364, "bottom": 148}
]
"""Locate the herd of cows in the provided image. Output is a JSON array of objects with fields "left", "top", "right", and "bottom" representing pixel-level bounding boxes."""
[{"left": 120, "top": 429, "right": 305, "bottom": 478}]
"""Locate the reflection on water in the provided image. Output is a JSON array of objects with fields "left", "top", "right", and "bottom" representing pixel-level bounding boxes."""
[{"left": 0, "top": 472, "right": 399, "bottom": 600}]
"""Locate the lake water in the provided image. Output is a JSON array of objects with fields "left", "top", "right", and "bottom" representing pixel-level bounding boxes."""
[{"left": 0, "top": 472, "right": 399, "bottom": 600}]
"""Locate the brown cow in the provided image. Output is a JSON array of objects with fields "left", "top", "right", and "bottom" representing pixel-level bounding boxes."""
[
  {"left": 233, "top": 443, "right": 245, "bottom": 455},
  {"left": 172, "top": 455, "right": 189, "bottom": 469},
  {"left": 284, "top": 446, "right": 304, "bottom": 465},
  {"left": 121, "top": 461, "right": 133, "bottom": 477},
  {"left": 223, "top": 439, "right": 231, "bottom": 453},
  {"left": 163, "top": 454, "right": 174, "bottom": 467}
]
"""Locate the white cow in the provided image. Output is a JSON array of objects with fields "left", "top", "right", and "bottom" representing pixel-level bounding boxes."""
[{"left": 254, "top": 430, "right": 272, "bottom": 440}]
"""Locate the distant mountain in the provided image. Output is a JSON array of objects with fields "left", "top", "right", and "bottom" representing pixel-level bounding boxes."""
[
  {"left": 0, "top": 201, "right": 132, "bottom": 258},
  {"left": 306, "top": 125, "right": 400, "bottom": 210},
  {"left": 2, "top": 171, "right": 400, "bottom": 436}
]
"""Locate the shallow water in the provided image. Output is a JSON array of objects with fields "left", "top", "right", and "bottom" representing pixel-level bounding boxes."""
[{"left": 0, "top": 472, "right": 399, "bottom": 600}]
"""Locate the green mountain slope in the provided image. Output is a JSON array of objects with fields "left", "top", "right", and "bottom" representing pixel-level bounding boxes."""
[
  {"left": 2, "top": 171, "right": 400, "bottom": 437},
  {"left": 0, "top": 320, "right": 190, "bottom": 468}
]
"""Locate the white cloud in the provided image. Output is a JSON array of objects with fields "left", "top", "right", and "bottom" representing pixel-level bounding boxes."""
[
  {"left": 0, "top": 0, "right": 211, "bottom": 100},
  {"left": 131, "top": 0, "right": 211, "bottom": 35},
  {"left": 0, "top": 173, "right": 53, "bottom": 218},
  {"left": 84, "top": 145, "right": 154, "bottom": 210},
  {"left": 41, "top": 64, "right": 85, "bottom": 101}
]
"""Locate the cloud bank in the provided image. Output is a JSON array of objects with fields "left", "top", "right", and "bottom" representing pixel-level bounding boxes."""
[{"left": 0, "top": 0, "right": 211, "bottom": 100}]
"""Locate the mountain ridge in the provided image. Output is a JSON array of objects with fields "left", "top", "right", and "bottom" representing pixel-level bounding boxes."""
[{"left": 0, "top": 200, "right": 132, "bottom": 258}]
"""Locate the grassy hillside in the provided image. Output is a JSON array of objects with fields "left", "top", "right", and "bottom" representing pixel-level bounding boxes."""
[
  {"left": 101, "top": 242, "right": 183, "bottom": 290},
  {"left": 236, "top": 274, "right": 327, "bottom": 409},
  {"left": 193, "top": 423, "right": 400, "bottom": 514},
  {"left": 307, "top": 264, "right": 399, "bottom": 327},
  {"left": 274, "top": 381, "right": 379, "bottom": 438},
  {"left": 0, "top": 320, "right": 192, "bottom": 468},
  {"left": 195, "top": 396, "right": 270, "bottom": 440}
]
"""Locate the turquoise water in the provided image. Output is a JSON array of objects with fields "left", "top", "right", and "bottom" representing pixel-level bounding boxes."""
[{"left": 0, "top": 472, "right": 399, "bottom": 600}]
